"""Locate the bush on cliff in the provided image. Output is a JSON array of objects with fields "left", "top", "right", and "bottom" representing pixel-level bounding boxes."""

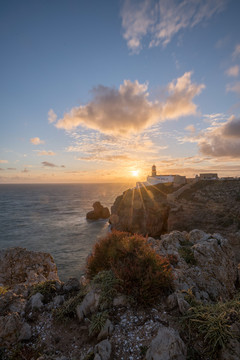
[{"left": 86, "top": 231, "right": 173, "bottom": 305}]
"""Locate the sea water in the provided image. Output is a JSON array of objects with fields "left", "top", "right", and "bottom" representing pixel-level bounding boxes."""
[{"left": 0, "top": 183, "right": 131, "bottom": 281}]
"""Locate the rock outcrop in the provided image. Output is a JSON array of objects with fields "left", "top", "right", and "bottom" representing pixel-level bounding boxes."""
[
  {"left": 146, "top": 326, "right": 187, "bottom": 360},
  {"left": 0, "top": 247, "right": 59, "bottom": 287},
  {"left": 86, "top": 202, "right": 110, "bottom": 220},
  {"left": 157, "top": 230, "right": 237, "bottom": 301},
  {"left": 111, "top": 179, "right": 240, "bottom": 260}
]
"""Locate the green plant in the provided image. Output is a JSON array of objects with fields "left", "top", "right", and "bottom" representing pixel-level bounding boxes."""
[
  {"left": 91, "top": 270, "right": 121, "bottom": 309},
  {"left": 86, "top": 231, "right": 173, "bottom": 305},
  {"left": 182, "top": 292, "right": 240, "bottom": 358},
  {"left": 83, "top": 352, "right": 95, "bottom": 360},
  {"left": 88, "top": 311, "right": 108, "bottom": 336},
  {"left": 29, "top": 280, "right": 57, "bottom": 301},
  {"left": 178, "top": 241, "right": 196, "bottom": 265},
  {"left": 53, "top": 287, "right": 87, "bottom": 321}
]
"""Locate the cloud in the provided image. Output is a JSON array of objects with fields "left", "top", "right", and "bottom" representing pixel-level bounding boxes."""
[
  {"left": 225, "top": 65, "right": 239, "bottom": 77},
  {"left": 22, "top": 168, "right": 29, "bottom": 173},
  {"left": 37, "top": 150, "right": 56, "bottom": 156},
  {"left": 121, "top": 0, "right": 226, "bottom": 52},
  {"left": 0, "top": 160, "right": 8, "bottom": 163},
  {"left": 77, "top": 154, "right": 133, "bottom": 162},
  {"left": 48, "top": 109, "right": 57, "bottom": 124},
  {"left": 0, "top": 168, "right": 4, "bottom": 171},
  {"left": 42, "top": 161, "right": 58, "bottom": 167},
  {"left": 226, "top": 82, "right": 240, "bottom": 95},
  {"left": 30, "top": 137, "right": 45, "bottom": 145},
  {"left": 56, "top": 73, "right": 204, "bottom": 135},
  {"left": 185, "top": 124, "right": 196, "bottom": 133},
  {"left": 199, "top": 116, "right": 240, "bottom": 157},
  {"left": 7, "top": 168, "right": 16, "bottom": 170},
  {"left": 41, "top": 161, "right": 65, "bottom": 168},
  {"left": 233, "top": 44, "right": 240, "bottom": 58}
]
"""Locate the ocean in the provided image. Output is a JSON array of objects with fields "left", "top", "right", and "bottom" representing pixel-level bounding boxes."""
[{"left": 0, "top": 183, "right": 131, "bottom": 281}]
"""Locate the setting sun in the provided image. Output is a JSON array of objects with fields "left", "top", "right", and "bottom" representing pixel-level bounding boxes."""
[{"left": 131, "top": 170, "right": 139, "bottom": 177}]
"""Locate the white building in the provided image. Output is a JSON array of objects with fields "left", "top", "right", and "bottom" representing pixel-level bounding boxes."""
[{"left": 136, "top": 165, "right": 186, "bottom": 187}]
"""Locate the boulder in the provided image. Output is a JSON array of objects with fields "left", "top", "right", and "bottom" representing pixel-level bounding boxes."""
[
  {"left": 146, "top": 326, "right": 187, "bottom": 360},
  {"left": 86, "top": 202, "right": 110, "bottom": 220},
  {"left": 94, "top": 339, "right": 111, "bottom": 360},
  {"left": 97, "top": 319, "right": 114, "bottom": 341},
  {"left": 0, "top": 247, "right": 59, "bottom": 287},
  {"left": 18, "top": 322, "right": 32, "bottom": 341},
  {"left": 76, "top": 289, "right": 100, "bottom": 322},
  {"left": 0, "top": 312, "right": 22, "bottom": 346},
  {"left": 29, "top": 292, "right": 44, "bottom": 309},
  {"left": 63, "top": 277, "right": 80, "bottom": 292}
]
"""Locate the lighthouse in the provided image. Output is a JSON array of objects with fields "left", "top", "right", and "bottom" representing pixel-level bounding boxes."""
[{"left": 152, "top": 164, "right": 157, "bottom": 177}]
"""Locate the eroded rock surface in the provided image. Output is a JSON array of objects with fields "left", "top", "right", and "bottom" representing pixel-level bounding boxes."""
[
  {"left": 0, "top": 247, "right": 59, "bottom": 286},
  {"left": 157, "top": 230, "right": 237, "bottom": 301}
]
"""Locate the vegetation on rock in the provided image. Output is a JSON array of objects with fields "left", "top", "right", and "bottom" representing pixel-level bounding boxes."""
[
  {"left": 86, "top": 231, "right": 173, "bottom": 305},
  {"left": 182, "top": 291, "right": 240, "bottom": 358}
]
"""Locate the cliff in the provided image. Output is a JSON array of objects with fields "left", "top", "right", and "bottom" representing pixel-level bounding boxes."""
[{"left": 111, "top": 179, "right": 240, "bottom": 259}]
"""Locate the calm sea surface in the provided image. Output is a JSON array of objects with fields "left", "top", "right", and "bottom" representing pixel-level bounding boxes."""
[{"left": 0, "top": 183, "right": 131, "bottom": 281}]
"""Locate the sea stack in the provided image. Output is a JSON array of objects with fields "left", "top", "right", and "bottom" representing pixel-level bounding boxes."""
[{"left": 86, "top": 201, "right": 110, "bottom": 220}]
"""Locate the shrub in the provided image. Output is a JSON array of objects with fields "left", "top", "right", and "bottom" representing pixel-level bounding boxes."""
[
  {"left": 91, "top": 270, "right": 121, "bottom": 310},
  {"left": 182, "top": 292, "right": 240, "bottom": 358},
  {"left": 53, "top": 287, "right": 87, "bottom": 321},
  {"left": 88, "top": 311, "right": 108, "bottom": 336},
  {"left": 29, "top": 280, "right": 57, "bottom": 297},
  {"left": 86, "top": 231, "right": 173, "bottom": 305}
]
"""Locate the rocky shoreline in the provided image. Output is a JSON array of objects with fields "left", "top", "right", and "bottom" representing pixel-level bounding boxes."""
[{"left": 0, "top": 229, "right": 240, "bottom": 360}]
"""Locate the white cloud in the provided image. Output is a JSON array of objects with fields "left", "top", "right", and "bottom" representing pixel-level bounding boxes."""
[
  {"left": 121, "top": 0, "right": 226, "bottom": 52},
  {"left": 226, "top": 82, "right": 240, "bottom": 95},
  {"left": 225, "top": 65, "right": 239, "bottom": 77},
  {"left": 0, "top": 160, "right": 8, "bottom": 163},
  {"left": 37, "top": 150, "right": 56, "bottom": 156},
  {"left": 185, "top": 124, "right": 196, "bottom": 133},
  {"left": 30, "top": 137, "right": 45, "bottom": 145},
  {"left": 56, "top": 73, "right": 204, "bottom": 135},
  {"left": 48, "top": 109, "right": 57, "bottom": 123},
  {"left": 233, "top": 44, "right": 240, "bottom": 58}
]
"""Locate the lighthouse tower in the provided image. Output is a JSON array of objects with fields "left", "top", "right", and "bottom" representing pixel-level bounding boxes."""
[{"left": 152, "top": 164, "right": 157, "bottom": 177}]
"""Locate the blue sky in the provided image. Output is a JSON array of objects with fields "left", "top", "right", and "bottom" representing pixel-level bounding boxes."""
[{"left": 1, "top": 0, "right": 240, "bottom": 183}]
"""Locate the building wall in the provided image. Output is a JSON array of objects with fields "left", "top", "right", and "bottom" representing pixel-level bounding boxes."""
[{"left": 147, "top": 175, "right": 175, "bottom": 184}]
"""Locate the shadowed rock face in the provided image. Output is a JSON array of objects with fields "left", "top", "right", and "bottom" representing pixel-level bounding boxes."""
[
  {"left": 110, "top": 180, "right": 240, "bottom": 259},
  {"left": 86, "top": 201, "right": 110, "bottom": 220},
  {"left": 110, "top": 185, "right": 172, "bottom": 236}
]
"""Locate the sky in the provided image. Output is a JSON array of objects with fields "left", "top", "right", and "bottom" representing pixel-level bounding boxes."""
[{"left": 1, "top": 0, "right": 240, "bottom": 183}]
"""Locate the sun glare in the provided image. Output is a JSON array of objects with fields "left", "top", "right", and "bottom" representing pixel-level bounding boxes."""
[{"left": 131, "top": 170, "right": 139, "bottom": 177}]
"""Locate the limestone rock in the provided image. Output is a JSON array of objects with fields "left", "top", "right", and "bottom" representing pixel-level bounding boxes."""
[
  {"left": 0, "top": 312, "right": 22, "bottom": 346},
  {"left": 63, "top": 277, "right": 80, "bottom": 292},
  {"left": 157, "top": 230, "right": 237, "bottom": 301},
  {"left": 76, "top": 289, "right": 100, "bottom": 322},
  {"left": 94, "top": 339, "right": 111, "bottom": 360},
  {"left": 97, "top": 319, "right": 114, "bottom": 341},
  {"left": 146, "top": 326, "right": 187, "bottom": 360},
  {"left": 86, "top": 202, "right": 110, "bottom": 220},
  {"left": 29, "top": 292, "right": 44, "bottom": 309},
  {"left": 18, "top": 322, "right": 32, "bottom": 341},
  {"left": 113, "top": 294, "right": 127, "bottom": 307},
  {"left": 0, "top": 247, "right": 59, "bottom": 287}
]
